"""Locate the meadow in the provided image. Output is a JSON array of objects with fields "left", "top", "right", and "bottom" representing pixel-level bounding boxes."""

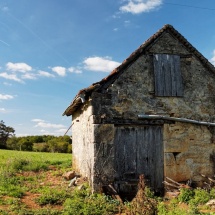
[
  {"left": 0, "top": 149, "right": 72, "bottom": 167},
  {"left": 1, "top": 149, "right": 215, "bottom": 214},
  {"left": 0, "top": 150, "right": 121, "bottom": 215}
]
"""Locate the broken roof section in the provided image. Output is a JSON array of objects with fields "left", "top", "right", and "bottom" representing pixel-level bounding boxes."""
[{"left": 63, "top": 24, "right": 215, "bottom": 116}]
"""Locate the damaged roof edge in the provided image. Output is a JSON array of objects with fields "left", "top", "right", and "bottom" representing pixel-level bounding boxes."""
[
  {"left": 63, "top": 24, "right": 215, "bottom": 116},
  {"left": 62, "top": 96, "right": 83, "bottom": 116},
  {"left": 62, "top": 84, "right": 101, "bottom": 116}
]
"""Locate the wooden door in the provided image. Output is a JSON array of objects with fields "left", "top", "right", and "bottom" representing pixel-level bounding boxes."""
[{"left": 114, "top": 125, "right": 163, "bottom": 192}]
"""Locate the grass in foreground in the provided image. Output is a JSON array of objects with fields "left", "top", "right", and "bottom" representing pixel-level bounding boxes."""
[
  {"left": 0, "top": 150, "right": 123, "bottom": 215},
  {"left": 1, "top": 149, "right": 215, "bottom": 214},
  {"left": 0, "top": 150, "right": 73, "bottom": 214}
]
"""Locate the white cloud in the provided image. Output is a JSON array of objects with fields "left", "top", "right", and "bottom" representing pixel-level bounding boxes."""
[
  {"left": 210, "top": 50, "right": 215, "bottom": 66},
  {"left": 120, "top": 0, "right": 162, "bottom": 14},
  {"left": 113, "top": 28, "right": 119, "bottom": 31},
  {"left": 83, "top": 56, "right": 121, "bottom": 72},
  {"left": 38, "top": 70, "right": 55, "bottom": 78},
  {"left": 57, "top": 128, "right": 67, "bottom": 133},
  {"left": 36, "top": 122, "right": 65, "bottom": 129},
  {"left": 112, "top": 14, "right": 121, "bottom": 19},
  {"left": 0, "top": 72, "right": 23, "bottom": 83},
  {"left": 22, "top": 73, "right": 37, "bottom": 80},
  {"left": 3, "top": 82, "right": 12, "bottom": 86},
  {"left": 32, "top": 118, "right": 66, "bottom": 129},
  {"left": 68, "top": 67, "right": 82, "bottom": 74},
  {"left": 0, "top": 108, "right": 6, "bottom": 113},
  {"left": 6, "top": 62, "right": 32, "bottom": 73},
  {"left": 40, "top": 129, "right": 48, "bottom": 133},
  {"left": 32, "top": 119, "right": 44, "bottom": 123},
  {"left": 124, "top": 20, "right": 131, "bottom": 24},
  {"left": 0, "top": 94, "right": 14, "bottom": 100},
  {"left": 51, "top": 66, "right": 66, "bottom": 76}
]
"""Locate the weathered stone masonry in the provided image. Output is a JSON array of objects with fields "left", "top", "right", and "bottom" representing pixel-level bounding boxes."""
[{"left": 64, "top": 24, "right": 215, "bottom": 193}]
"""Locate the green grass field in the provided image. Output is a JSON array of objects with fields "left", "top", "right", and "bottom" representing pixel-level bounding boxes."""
[
  {"left": 0, "top": 150, "right": 122, "bottom": 215},
  {"left": 0, "top": 149, "right": 72, "bottom": 166},
  {"left": 0, "top": 150, "right": 74, "bottom": 214},
  {"left": 1, "top": 149, "right": 215, "bottom": 215}
]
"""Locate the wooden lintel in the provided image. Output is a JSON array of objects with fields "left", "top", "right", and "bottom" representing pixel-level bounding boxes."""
[{"left": 101, "top": 118, "right": 174, "bottom": 125}]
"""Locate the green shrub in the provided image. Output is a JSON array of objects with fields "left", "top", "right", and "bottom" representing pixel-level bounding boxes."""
[
  {"left": 210, "top": 188, "right": 215, "bottom": 199},
  {"left": 0, "top": 170, "right": 26, "bottom": 198},
  {"left": 8, "top": 158, "right": 30, "bottom": 172},
  {"left": 177, "top": 188, "right": 194, "bottom": 203},
  {"left": 17, "top": 208, "right": 61, "bottom": 215},
  {"left": 63, "top": 187, "right": 121, "bottom": 215},
  {"left": 189, "top": 188, "right": 210, "bottom": 206},
  {"left": 0, "top": 210, "right": 8, "bottom": 215},
  {"left": 157, "top": 199, "right": 200, "bottom": 215},
  {"left": 35, "top": 188, "right": 69, "bottom": 206},
  {"left": 23, "top": 161, "right": 48, "bottom": 172},
  {"left": 6, "top": 158, "right": 49, "bottom": 173},
  {"left": 144, "top": 186, "right": 155, "bottom": 198},
  {"left": 157, "top": 202, "right": 168, "bottom": 214}
]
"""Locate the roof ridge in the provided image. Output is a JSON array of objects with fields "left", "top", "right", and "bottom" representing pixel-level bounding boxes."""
[{"left": 63, "top": 24, "right": 215, "bottom": 116}]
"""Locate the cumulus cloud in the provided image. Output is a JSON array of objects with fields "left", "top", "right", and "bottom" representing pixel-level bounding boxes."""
[
  {"left": 0, "top": 108, "right": 6, "bottom": 113},
  {"left": 210, "top": 50, "right": 215, "bottom": 66},
  {"left": 22, "top": 73, "right": 37, "bottom": 80},
  {"left": 0, "top": 62, "right": 35, "bottom": 83},
  {"left": 3, "top": 82, "right": 12, "bottom": 86},
  {"left": 0, "top": 94, "right": 14, "bottom": 100},
  {"left": 32, "top": 119, "right": 44, "bottom": 123},
  {"left": 38, "top": 70, "right": 55, "bottom": 78},
  {"left": 83, "top": 56, "right": 120, "bottom": 72},
  {"left": 6, "top": 62, "right": 32, "bottom": 73},
  {"left": 120, "top": 0, "right": 162, "bottom": 14},
  {"left": 32, "top": 118, "right": 66, "bottom": 129},
  {"left": 0, "top": 72, "right": 23, "bottom": 83},
  {"left": 68, "top": 67, "right": 82, "bottom": 74},
  {"left": 57, "top": 128, "right": 68, "bottom": 134},
  {"left": 124, "top": 20, "right": 131, "bottom": 25},
  {"left": 51, "top": 66, "right": 66, "bottom": 76}
]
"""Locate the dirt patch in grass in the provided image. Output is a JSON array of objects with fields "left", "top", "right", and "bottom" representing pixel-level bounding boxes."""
[
  {"left": 21, "top": 192, "right": 63, "bottom": 211},
  {"left": 21, "top": 192, "right": 41, "bottom": 209},
  {"left": 1, "top": 167, "right": 73, "bottom": 214}
]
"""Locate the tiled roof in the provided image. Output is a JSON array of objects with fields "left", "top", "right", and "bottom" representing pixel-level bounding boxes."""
[{"left": 63, "top": 24, "right": 215, "bottom": 116}]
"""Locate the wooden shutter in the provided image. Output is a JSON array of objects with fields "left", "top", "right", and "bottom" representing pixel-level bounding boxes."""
[{"left": 153, "top": 54, "right": 183, "bottom": 96}]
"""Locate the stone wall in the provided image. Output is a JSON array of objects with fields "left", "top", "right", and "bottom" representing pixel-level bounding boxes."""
[
  {"left": 89, "top": 32, "right": 215, "bottom": 187},
  {"left": 164, "top": 122, "right": 215, "bottom": 185},
  {"left": 72, "top": 101, "right": 95, "bottom": 186},
  {"left": 91, "top": 32, "right": 215, "bottom": 121}
]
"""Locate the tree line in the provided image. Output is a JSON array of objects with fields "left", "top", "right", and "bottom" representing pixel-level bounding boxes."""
[{"left": 0, "top": 120, "right": 72, "bottom": 153}]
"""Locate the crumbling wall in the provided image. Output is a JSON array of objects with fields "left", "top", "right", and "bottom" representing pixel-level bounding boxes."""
[{"left": 72, "top": 101, "right": 95, "bottom": 186}]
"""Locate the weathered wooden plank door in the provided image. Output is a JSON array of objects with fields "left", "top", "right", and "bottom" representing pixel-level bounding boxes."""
[
  {"left": 153, "top": 54, "right": 183, "bottom": 96},
  {"left": 114, "top": 125, "right": 163, "bottom": 192}
]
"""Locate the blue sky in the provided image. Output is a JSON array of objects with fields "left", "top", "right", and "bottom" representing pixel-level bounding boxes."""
[{"left": 1, "top": 0, "right": 215, "bottom": 136}]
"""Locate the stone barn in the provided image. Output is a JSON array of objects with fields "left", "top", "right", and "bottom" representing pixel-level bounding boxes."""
[{"left": 63, "top": 24, "right": 215, "bottom": 196}]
